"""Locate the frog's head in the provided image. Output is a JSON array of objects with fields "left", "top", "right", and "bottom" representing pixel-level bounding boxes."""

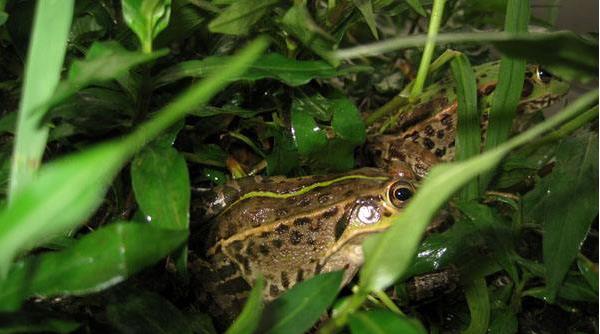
[
  {"left": 321, "top": 165, "right": 418, "bottom": 270},
  {"left": 519, "top": 65, "right": 570, "bottom": 113}
]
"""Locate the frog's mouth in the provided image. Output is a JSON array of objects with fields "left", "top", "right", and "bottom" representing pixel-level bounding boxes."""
[{"left": 519, "top": 92, "right": 568, "bottom": 113}]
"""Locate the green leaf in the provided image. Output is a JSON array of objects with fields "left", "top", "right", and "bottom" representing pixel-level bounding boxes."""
[
  {"left": 208, "top": 0, "right": 278, "bottom": 35},
  {"left": 403, "top": 0, "right": 426, "bottom": 16},
  {"left": 122, "top": 0, "right": 172, "bottom": 52},
  {"left": 0, "top": 37, "right": 269, "bottom": 277},
  {"left": 0, "top": 223, "right": 188, "bottom": 311},
  {"left": 131, "top": 144, "right": 190, "bottom": 230},
  {"left": 463, "top": 278, "right": 490, "bottom": 334},
  {"left": 257, "top": 271, "right": 343, "bottom": 334},
  {"left": 0, "top": 313, "right": 80, "bottom": 334},
  {"left": 281, "top": 5, "right": 339, "bottom": 66},
  {"left": 9, "top": 0, "right": 74, "bottom": 198},
  {"left": 330, "top": 97, "right": 366, "bottom": 146},
  {"left": 51, "top": 41, "right": 167, "bottom": 109},
  {"left": 359, "top": 91, "right": 597, "bottom": 292},
  {"left": 226, "top": 277, "right": 265, "bottom": 334},
  {"left": 352, "top": 0, "right": 378, "bottom": 39},
  {"left": 155, "top": 53, "right": 370, "bottom": 87},
  {"left": 348, "top": 310, "right": 426, "bottom": 334},
  {"left": 524, "top": 130, "right": 598, "bottom": 301},
  {"left": 450, "top": 54, "right": 480, "bottom": 200},
  {"left": 577, "top": 256, "right": 598, "bottom": 294},
  {"left": 481, "top": 0, "right": 530, "bottom": 190},
  {"left": 107, "top": 290, "right": 193, "bottom": 334},
  {"left": 291, "top": 103, "right": 328, "bottom": 156},
  {"left": 488, "top": 307, "right": 518, "bottom": 334}
]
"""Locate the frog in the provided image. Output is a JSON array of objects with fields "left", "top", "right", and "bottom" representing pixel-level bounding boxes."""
[
  {"left": 365, "top": 63, "right": 570, "bottom": 178},
  {"left": 192, "top": 164, "right": 419, "bottom": 324}
]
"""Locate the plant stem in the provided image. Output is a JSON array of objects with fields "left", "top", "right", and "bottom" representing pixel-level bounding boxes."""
[
  {"left": 410, "top": 0, "right": 446, "bottom": 101},
  {"left": 319, "top": 290, "right": 367, "bottom": 334}
]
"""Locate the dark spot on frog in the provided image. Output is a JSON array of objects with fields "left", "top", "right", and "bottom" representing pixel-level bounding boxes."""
[
  {"left": 383, "top": 210, "right": 392, "bottom": 217},
  {"left": 321, "top": 207, "right": 339, "bottom": 220},
  {"left": 234, "top": 253, "right": 251, "bottom": 272},
  {"left": 435, "top": 148, "right": 446, "bottom": 157},
  {"left": 318, "top": 193, "right": 332, "bottom": 204},
  {"left": 219, "top": 277, "right": 251, "bottom": 295},
  {"left": 410, "top": 131, "right": 420, "bottom": 141},
  {"left": 480, "top": 73, "right": 488, "bottom": 78},
  {"left": 440, "top": 114, "right": 453, "bottom": 126},
  {"left": 449, "top": 140, "right": 456, "bottom": 148},
  {"left": 315, "top": 262, "right": 324, "bottom": 274},
  {"left": 521, "top": 79, "right": 534, "bottom": 98},
  {"left": 480, "top": 84, "right": 496, "bottom": 96},
  {"left": 423, "top": 138, "right": 435, "bottom": 150},
  {"left": 334, "top": 218, "right": 349, "bottom": 241},
  {"left": 293, "top": 217, "right": 311, "bottom": 226},
  {"left": 290, "top": 230, "right": 303, "bottom": 245},
  {"left": 258, "top": 244, "right": 270, "bottom": 256},
  {"left": 436, "top": 129, "right": 445, "bottom": 139},
  {"left": 424, "top": 125, "right": 435, "bottom": 137},
  {"left": 275, "top": 224, "right": 289, "bottom": 234},
  {"left": 440, "top": 87, "right": 447, "bottom": 95},
  {"left": 231, "top": 240, "right": 243, "bottom": 252},
  {"left": 260, "top": 231, "right": 271, "bottom": 238},
  {"left": 269, "top": 284, "right": 280, "bottom": 297},
  {"left": 296, "top": 269, "right": 304, "bottom": 282},
  {"left": 298, "top": 197, "right": 312, "bottom": 207},
  {"left": 216, "top": 263, "right": 238, "bottom": 279},
  {"left": 275, "top": 208, "right": 288, "bottom": 217},
  {"left": 344, "top": 190, "right": 354, "bottom": 197},
  {"left": 281, "top": 271, "right": 290, "bottom": 288},
  {"left": 525, "top": 71, "right": 533, "bottom": 78},
  {"left": 271, "top": 239, "right": 283, "bottom": 248},
  {"left": 397, "top": 151, "right": 407, "bottom": 162}
]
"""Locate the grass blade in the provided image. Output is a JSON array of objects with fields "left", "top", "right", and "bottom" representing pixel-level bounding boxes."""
[
  {"left": 8, "top": 0, "right": 74, "bottom": 199},
  {"left": 480, "top": 0, "right": 530, "bottom": 190},
  {"left": 450, "top": 54, "right": 479, "bottom": 201}
]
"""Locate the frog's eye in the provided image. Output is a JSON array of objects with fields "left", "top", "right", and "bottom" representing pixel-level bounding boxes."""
[
  {"left": 388, "top": 182, "right": 414, "bottom": 208},
  {"left": 537, "top": 66, "right": 553, "bottom": 84}
]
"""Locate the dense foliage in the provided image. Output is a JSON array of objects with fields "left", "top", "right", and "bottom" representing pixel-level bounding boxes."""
[{"left": 0, "top": 0, "right": 597, "bottom": 333}]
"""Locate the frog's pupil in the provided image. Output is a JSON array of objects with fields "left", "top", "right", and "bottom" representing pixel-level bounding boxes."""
[{"left": 394, "top": 187, "right": 413, "bottom": 201}]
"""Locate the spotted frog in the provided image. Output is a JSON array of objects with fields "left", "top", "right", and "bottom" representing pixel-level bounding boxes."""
[
  {"left": 193, "top": 165, "right": 418, "bottom": 323},
  {"left": 366, "top": 63, "right": 570, "bottom": 178}
]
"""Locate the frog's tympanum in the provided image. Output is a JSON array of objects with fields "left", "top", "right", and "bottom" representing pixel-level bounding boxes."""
[
  {"left": 366, "top": 63, "right": 570, "bottom": 178},
  {"left": 193, "top": 165, "right": 417, "bottom": 322}
]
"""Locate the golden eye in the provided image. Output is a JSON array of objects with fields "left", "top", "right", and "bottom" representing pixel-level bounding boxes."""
[
  {"left": 388, "top": 181, "right": 414, "bottom": 208},
  {"left": 536, "top": 66, "right": 553, "bottom": 84}
]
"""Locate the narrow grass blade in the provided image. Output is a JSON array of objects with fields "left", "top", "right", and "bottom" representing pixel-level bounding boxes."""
[
  {"left": 463, "top": 278, "right": 490, "bottom": 334},
  {"left": 359, "top": 90, "right": 597, "bottom": 292},
  {"left": 450, "top": 54, "right": 479, "bottom": 201},
  {"left": 226, "top": 277, "right": 264, "bottom": 334},
  {"left": 8, "top": 0, "right": 74, "bottom": 199},
  {"left": 481, "top": 0, "right": 530, "bottom": 190}
]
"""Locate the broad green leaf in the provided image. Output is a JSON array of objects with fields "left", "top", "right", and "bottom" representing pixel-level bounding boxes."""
[
  {"left": 122, "top": 0, "right": 172, "bottom": 52},
  {"left": 348, "top": 310, "right": 426, "bottom": 334},
  {"left": 359, "top": 91, "right": 597, "bottom": 292},
  {"left": 330, "top": 97, "right": 366, "bottom": 146},
  {"left": 107, "top": 290, "right": 193, "bottom": 334},
  {"left": 524, "top": 130, "right": 598, "bottom": 301},
  {"left": 450, "top": 54, "right": 479, "bottom": 201},
  {"left": 463, "top": 278, "right": 490, "bottom": 334},
  {"left": 257, "top": 271, "right": 343, "bottom": 334},
  {"left": 352, "top": 0, "right": 378, "bottom": 39},
  {"left": 291, "top": 103, "right": 328, "bottom": 156},
  {"left": 131, "top": 144, "right": 190, "bottom": 230},
  {"left": 266, "top": 127, "right": 299, "bottom": 176},
  {"left": 208, "top": 0, "right": 278, "bottom": 35},
  {"left": 0, "top": 223, "right": 188, "bottom": 311},
  {"left": 404, "top": 0, "right": 426, "bottom": 16},
  {"left": 281, "top": 5, "right": 339, "bottom": 66},
  {"left": 50, "top": 41, "right": 167, "bottom": 109},
  {"left": 9, "top": 0, "right": 74, "bottom": 199},
  {"left": 226, "top": 277, "right": 265, "bottom": 334},
  {"left": 481, "top": 0, "right": 529, "bottom": 190},
  {"left": 0, "top": 38, "right": 269, "bottom": 277},
  {"left": 155, "top": 53, "right": 370, "bottom": 87}
]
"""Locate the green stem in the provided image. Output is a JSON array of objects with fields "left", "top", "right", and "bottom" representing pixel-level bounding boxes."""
[
  {"left": 319, "top": 290, "right": 367, "bottom": 334},
  {"left": 410, "top": 0, "right": 446, "bottom": 101},
  {"left": 373, "top": 290, "right": 404, "bottom": 315}
]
